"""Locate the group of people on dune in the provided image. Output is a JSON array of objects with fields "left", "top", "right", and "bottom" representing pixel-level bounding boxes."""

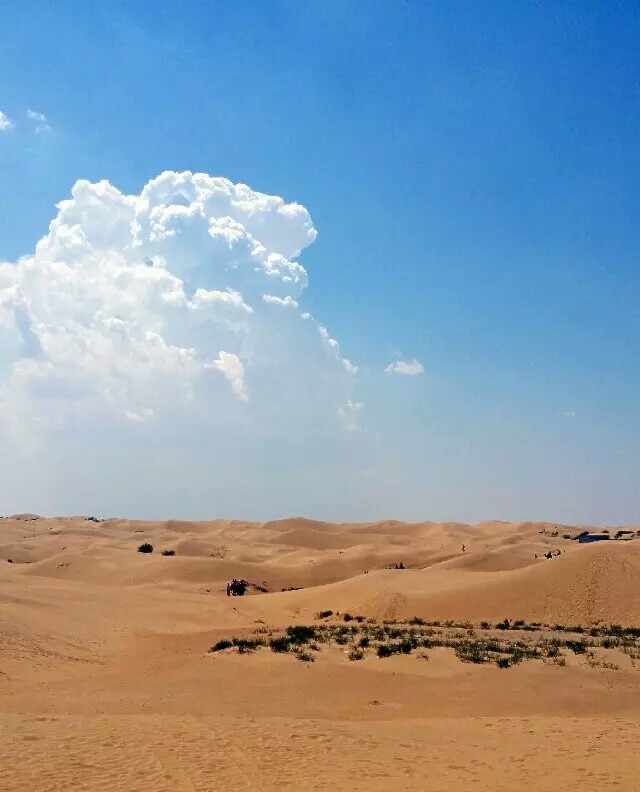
[{"left": 226, "top": 578, "right": 248, "bottom": 596}]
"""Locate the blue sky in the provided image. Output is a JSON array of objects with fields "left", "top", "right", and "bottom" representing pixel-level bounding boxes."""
[{"left": 0, "top": 1, "right": 638, "bottom": 524}]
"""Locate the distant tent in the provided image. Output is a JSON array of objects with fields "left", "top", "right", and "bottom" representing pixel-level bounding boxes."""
[{"left": 577, "top": 534, "right": 610, "bottom": 543}]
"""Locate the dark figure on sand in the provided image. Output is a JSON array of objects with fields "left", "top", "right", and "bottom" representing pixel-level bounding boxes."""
[{"left": 226, "top": 579, "right": 248, "bottom": 597}]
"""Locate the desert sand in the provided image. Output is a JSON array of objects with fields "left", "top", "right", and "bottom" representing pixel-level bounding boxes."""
[{"left": 1, "top": 514, "right": 639, "bottom": 791}]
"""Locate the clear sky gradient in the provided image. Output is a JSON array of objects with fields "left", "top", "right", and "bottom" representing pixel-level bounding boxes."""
[{"left": 0, "top": 1, "right": 638, "bottom": 525}]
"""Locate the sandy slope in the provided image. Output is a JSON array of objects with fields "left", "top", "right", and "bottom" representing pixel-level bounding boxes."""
[{"left": 1, "top": 515, "right": 640, "bottom": 791}]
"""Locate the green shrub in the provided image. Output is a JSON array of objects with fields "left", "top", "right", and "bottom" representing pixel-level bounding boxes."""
[
  {"left": 161, "top": 549, "right": 175, "bottom": 556},
  {"left": 232, "top": 637, "right": 264, "bottom": 653},
  {"left": 545, "top": 641, "right": 560, "bottom": 658},
  {"left": 377, "top": 643, "right": 395, "bottom": 658},
  {"left": 454, "top": 640, "right": 489, "bottom": 663},
  {"left": 137, "top": 543, "right": 153, "bottom": 554},
  {"left": 210, "top": 639, "right": 233, "bottom": 652},
  {"left": 285, "top": 625, "right": 317, "bottom": 644},
  {"left": 269, "top": 636, "right": 291, "bottom": 653},
  {"left": 348, "top": 648, "right": 364, "bottom": 661},
  {"left": 496, "top": 657, "right": 510, "bottom": 669},
  {"left": 566, "top": 640, "right": 587, "bottom": 655},
  {"left": 296, "top": 649, "right": 314, "bottom": 662},
  {"left": 315, "top": 610, "right": 333, "bottom": 619}
]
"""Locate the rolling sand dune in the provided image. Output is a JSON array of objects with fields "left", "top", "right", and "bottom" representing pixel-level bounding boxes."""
[{"left": 1, "top": 515, "right": 640, "bottom": 790}]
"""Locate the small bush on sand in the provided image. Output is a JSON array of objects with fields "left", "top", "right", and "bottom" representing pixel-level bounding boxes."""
[
  {"left": 137, "top": 543, "right": 153, "bottom": 554},
  {"left": 285, "top": 625, "right": 317, "bottom": 645},
  {"left": 496, "top": 657, "right": 510, "bottom": 669},
  {"left": 348, "top": 648, "right": 364, "bottom": 661},
  {"left": 377, "top": 643, "right": 395, "bottom": 658},
  {"left": 315, "top": 610, "right": 333, "bottom": 619},
  {"left": 343, "top": 613, "right": 354, "bottom": 622},
  {"left": 545, "top": 641, "right": 560, "bottom": 658},
  {"left": 161, "top": 549, "right": 175, "bottom": 556},
  {"left": 269, "top": 636, "right": 290, "bottom": 653},
  {"left": 359, "top": 636, "right": 370, "bottom": 648},
  {"left": 232, "top": 638, "right": 264, "bottom": 653},
  {"left": 480, "top": 621, "right": 490, "bottom": 629},
  {"left": 296, "top": 649, "right": 314, "bottom": 662},
  {"left": 566, "top": 640, "right": 587, "bottom": 655},
  {"left": 454, "top": 640, "right": 489, "bottom": 664},
  {"left": 210, "top": 639, "right": 233, "bottom": 652},
  {"left": 496, "top": 619, "right": 510, "bottom": 630}
]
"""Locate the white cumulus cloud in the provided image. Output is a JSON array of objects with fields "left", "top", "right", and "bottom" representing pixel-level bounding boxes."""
[
  {"left": 0, "top": 111, "right": 13, "bottom": 131},
  {"left": 0, "top": 171, "right": 359, "bottom": 465},
  {"left": 384, "top": 359, "right": 424, "bottom": 376}
]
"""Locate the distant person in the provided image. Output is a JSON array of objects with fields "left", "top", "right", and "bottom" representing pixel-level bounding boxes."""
[{"left": 462, "top": 544, "right": 465, "bottom": 553}]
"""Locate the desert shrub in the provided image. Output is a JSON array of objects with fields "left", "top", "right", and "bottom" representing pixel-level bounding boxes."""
[
  {"left": 480, "top": 621, "right": 490, "bottom": 629},
  {"left": 409, "top": 616, "right": 426, "bottom": 626},
  {"left": 358, "top": 636, "right": 370, "bottom": 648},
  {"left": 296, "top": 649, "right": 314, "bottom": 662},
  {"left": 377, "top": 643, "right": 396, "bottom": 658},
  {"left": 496, "top": 657, "right": 511, "bottom": 669},
  {"left": 233, "top": 637, "right": 264, "bottom": 653},
  {"left": 566, "top": 640, "right": 587, "bottom": 655},
  {"left": 454, "top": 640, "right": 489, "bottom": 663},
  {"left": 562, "top": 533, "right": 572, "bottom": 540},
  {"left": 161, "top": 549, "right": 175, "bottom": 556},
  {"left": 335, "top": 634, "right": 349, "bottom": 645},
  {"left": 269, "top": 636, "right": 291, "bottom": 653},
  {"left": 285, "top": 625, "right": 317, "bottom": 644},
  {"left": 137, "top": 543, "right": 154, "bottom": 554},
  {"left": 496, "top": 619, "right": 510, "bottom": 630},
  {"left": 348, "top": 648, "right": 364, "bottom": 661},
  {"left": 210, "top": 639, "right": 233, "bottom": 652},
  {"left": 545, "top": 641, "right": 560, "bottom": 658},
  {"left": 343, "top": 613, "right": 354, "bottom": 622},
  {"left": 513, "top": 620, "right": 525, "bottom": 628},
  {"left": 601, "top": 637, "right": 619, "bottom": 649},
  {"left": 355, "top": 615, "right": 366, "bottom": 623},
  {"left": 398, "top": 639, "right": 413, "bottom": 654},
  {"left": 315, "top": 610, "right": 333, "bottom": 619}
]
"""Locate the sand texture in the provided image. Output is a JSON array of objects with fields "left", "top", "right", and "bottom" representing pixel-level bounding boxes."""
[{"left": 1, "top": 515, "right": 640, "bottom": 790}]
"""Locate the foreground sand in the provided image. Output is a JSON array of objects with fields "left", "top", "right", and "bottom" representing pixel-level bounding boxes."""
[{"left": 1, "top": 515, "right": 639, "bottom": 791}]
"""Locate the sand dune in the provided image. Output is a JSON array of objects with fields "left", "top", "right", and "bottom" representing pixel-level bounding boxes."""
[{"left": 1, "top": 514, "right": 639, "bottom": 790}]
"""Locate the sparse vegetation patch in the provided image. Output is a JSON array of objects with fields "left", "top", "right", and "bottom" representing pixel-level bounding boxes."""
[{"left": 207, "top": 617, "right": 640, "bottom": 671}]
